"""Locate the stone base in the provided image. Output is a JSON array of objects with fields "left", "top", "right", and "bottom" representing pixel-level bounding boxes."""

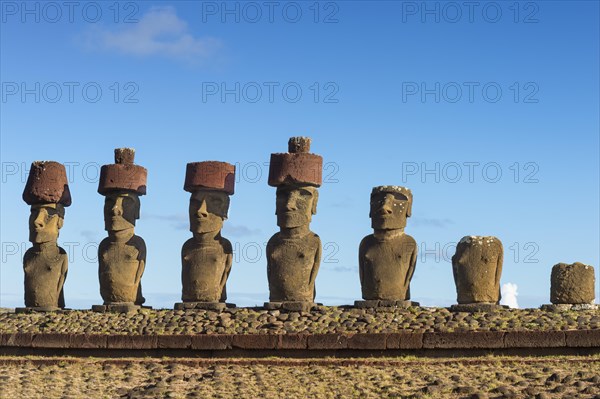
[
  {"left": 264, "top": 301, "right": 319, "bottom": 312},
  {"left": 92, "top": 303, "right": 140, "bottom": 313},
  {"left": 541, "top": 303, "right": 598, "bottom": 311},
  {"left": 450, "top": 303, "right": 507, "bottom": 313},
  {"left": 354, "top": 300, "right": 420, "bottom": 308},
  {"left": 174, "top": 302, "right": 235, "bottom": 311},
  {"left": 15, "top": 306, "right": 65, "bottom": 313}
]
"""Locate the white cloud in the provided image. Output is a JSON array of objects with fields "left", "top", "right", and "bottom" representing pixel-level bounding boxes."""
[
  {"left": 80, "top": 7, "right": 221, "bottom": 63},
  {"left": 500, "top": 282, "right": 519, "bottom": 309}
]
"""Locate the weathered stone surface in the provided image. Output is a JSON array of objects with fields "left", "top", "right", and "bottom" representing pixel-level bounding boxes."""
[
  {"left": 452, "top": 236, "right": 503, "bottom": 304},
  {"left": 277, "top": 334, "right": 308, "bottom": 349},
  {"left": 31, "top": 333, "right": 70, "bottom": 348},
  {"left": 504, "top": 331, "right": 565, "bottom": 348},
  {"left": 307, "top": 334, "right": 348, "bottom": 350},
  {"left": 69, "top": 334, "right": 107, "bottom": 349},
  {"left": 423, "top": 332, "right": 504, "bottom": 349},
  {"left": 174, "top": 302, "right": 227, "bottom": 311},
  {"left": 386, "top": 332, "right": 423, "bottom": 349},
  {"left": 267, "top": 137, "right": 322, "bottom": 304},
  {"left": 268, "top": 137, "right": 322, "bottom": 187},
  {"left": 158, "top": 335, "right": 191, "bottom": 349},
  {"left": 354, "top": 300, "right": 420, "bottom": 308},
  {"left": 264, "top": 302, "right": 318, "bottom": 312},
  {"left": 92, "top": 303, "right": 140, "bottom": 313},
  {"left": 450, "top": 303, "right": 506, "bottom": 313},
  {"left": 181, "top": 162, "right": 234, "bottom": 306},
  {"left": 97, "top": 149, "right": 147, "bottom": 308},
  {"left": 23, "top": 162, "right": 70, "bottom": 310},
  {"left": 550, "top": 262, "right": 595, "bottom": 304},
  {"left": 565, "top": 330, "right": 600, "bottom": 347},
  {"left": 98, "top": 148, "right": 147, "bottom": 195},
  {"left": 106, "top": 334, "right": 157, "bottom": 349},
  {"left": 184, "top": 161, "right": 235, "bottom": 195},
  {"left": 23, "top": 161, "right": 71, "bottom": 206},
  {"left": 347, "top": 333, "right": 388, "bottom": 350},
  {"left": 232, "top": 334, "right": 278, "bottom": 349},
  {"left": 358, "top": 186, "right": 417, "bottom": 303},
  {"left": 191, "top": 335, "right": 233, "bottom": 350}
]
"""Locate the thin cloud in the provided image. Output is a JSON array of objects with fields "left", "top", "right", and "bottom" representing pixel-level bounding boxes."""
[
  {"left": 222, "top": 224, "right": 261, "bottom": 238},
  {"left": 79, "top": 6, "right": 221, "bottom": 64},
  {"left": 411, "top": 217, "right": 454, "bottom": 228}
]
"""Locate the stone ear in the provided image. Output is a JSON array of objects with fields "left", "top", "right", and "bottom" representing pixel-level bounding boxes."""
[
  {"left": 406, "top": 199, "right": 412, "bottom": 218},
  {"left": 222, "top": 196, "right": 231, "bottom": 219},
  {"left": 311, "top": 189, "right": 319, "bottom": 215}
]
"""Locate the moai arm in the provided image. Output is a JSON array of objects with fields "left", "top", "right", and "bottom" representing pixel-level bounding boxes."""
[
  {"left": 358, "top": 238, "right": 366, "bottom": 286},
  {"left": 220, "top": 240, "right": 233, "bottom": 299},
  {"left": 309, "top": 236, "right": 322, "bottom": 295},
  {"left": 134, "top": 239, "right": 147, "bottom": 287},
  {"left": 57, "top": 253, "right": 68, "bottom": 308},
  {"left": 405, "top": 241, "right": 418, "bottom": 291}
]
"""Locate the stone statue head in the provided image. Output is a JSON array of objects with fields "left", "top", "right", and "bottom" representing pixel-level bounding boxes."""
[
  {"left": 276, "top": 184, "right": 318, "bottom": 228},
  {"left": 189, "top": 189, "right": 230, "bottom": 234},
  {"left": 370, "top": 186, "right": 412, "bottom": 230},
  {"left": 29, "top": 203, "right": 65, "bottom": 244},
  {"left": 104, "top": 190, "right": 140, "bottom": 232}
]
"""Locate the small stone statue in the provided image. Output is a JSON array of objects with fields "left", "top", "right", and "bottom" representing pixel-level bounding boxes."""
[
  {"left": 175, "top": 161, "right": 235, "bottom": 311},
  {"left": 355, "top": 186, "right": 419, "bottom": 308},
  {"left": 93, "top": 148, "right": 147, "bottom": 313},
  {"left": 18, "top": 161, "right": 71, "bottom": 312},
  {"left": 265, "top": 137, "right": 322, "bottom": 312},
  {"left": 451, "top": 235, "right": 504, "bottom": 312},
  {"left": 542, "top": 262, "right": 597, "bottom": 311}
]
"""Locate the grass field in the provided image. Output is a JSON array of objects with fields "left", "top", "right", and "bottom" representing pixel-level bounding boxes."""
[{"left": 1, "top": 355, "right": 599, "bottom": 398}]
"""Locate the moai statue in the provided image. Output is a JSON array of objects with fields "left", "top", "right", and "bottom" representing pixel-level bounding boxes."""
[
  {"left": 451, "top": 236, "right": 504, "bottom": 312},
  {"left": 355, "top": 186, "right": 419, "bottom": 308},
  {"left": 17, "top": 161, "right": 71, "bottom": 313},
  {"left": 92, "top": 148, "right": 148, "bottom": 313},
  {"left": 175, "top": 161, "right": 235, "bottom": 312},
  {"left": 542, "top": 263, "right": 597, "bottom": 311},
  {"left": 265, "top": 137, "right": 322, "bottom": 312}
]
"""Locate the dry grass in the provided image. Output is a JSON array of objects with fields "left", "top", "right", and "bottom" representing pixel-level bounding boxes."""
[{"left": 1, "top": 356, "right": 599, "bottom": 398}]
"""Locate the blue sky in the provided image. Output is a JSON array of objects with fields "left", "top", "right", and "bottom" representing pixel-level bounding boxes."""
[{"left": 1, "top": 1, "right": 598, "bottom": 309}]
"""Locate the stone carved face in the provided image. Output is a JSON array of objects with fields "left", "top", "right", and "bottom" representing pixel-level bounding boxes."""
[
  {"left": 104, "top": 191, "right": 140, "bottom": 232},
  {"left": 276, "top": 185, "right": 318, "bottom": 228},
  {"left": 29, "top": 203, "right": 64, "bottom": 243},
  {"left": 370, "top": 192, "right": 410, "bottom": 230},
  {"left": 189, "top": 190, "right": 230, "bottom": 234}
]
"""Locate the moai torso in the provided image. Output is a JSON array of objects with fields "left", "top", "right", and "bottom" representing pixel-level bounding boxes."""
[
  {"left": 98, "top": 235, "right": 146, "bottom": 304},
  {"left": 23, "top": 246, "right": 68, "bottom": 308},
  {"left": 267, "top": 232, "right": 321, "bottom": 302},
  {"left": 551, "top": 262, "right": 596, "bottom": 304},
  {"left": 359, "top": 233, "right": 417, "bottom": 300},
  {"left": 181, "top": 237, "right": 232, "bottom": 302},
  {"left": 452, "top": 236, "right": 503, "bottom": 304}
]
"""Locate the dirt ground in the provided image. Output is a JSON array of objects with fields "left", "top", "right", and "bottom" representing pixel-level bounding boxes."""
[{"left": 1, "top": 356, "right": 599, "bottom": 399}]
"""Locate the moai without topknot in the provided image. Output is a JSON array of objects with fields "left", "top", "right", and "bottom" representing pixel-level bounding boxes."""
[
  {"left": 93, "top": 148, "right": 148, "bottom": 313},
  {"left": 355, "top": 186, "right": 419, "bottom": 308},
  {"left": 541, "top": 262, "right": 597, "bottom": 311},
  {"left": 17, "top": 161, "right": 71, "bottom": 313},
  {"left": 175, "top": 161, "right": 235, "bottom": 312},
  {"left": 265, "top": 137, "right": 322, "bottom": 312},
  {"left": 451, "top": 236, "right": 504, "bottom": 312}
]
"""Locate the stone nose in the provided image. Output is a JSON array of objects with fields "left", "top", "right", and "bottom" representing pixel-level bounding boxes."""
[
  {"left": 197, "top": 199, "right": 209, "bottom": 217},
  {"left": 33, "top": 210, "right": 46, "bottom": 228},
  {"left": 284, "top": 195, "right": 297, "bottom": 211},
  {"left": 112, "top": 198, "right": 123, "bottom": 216}
]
